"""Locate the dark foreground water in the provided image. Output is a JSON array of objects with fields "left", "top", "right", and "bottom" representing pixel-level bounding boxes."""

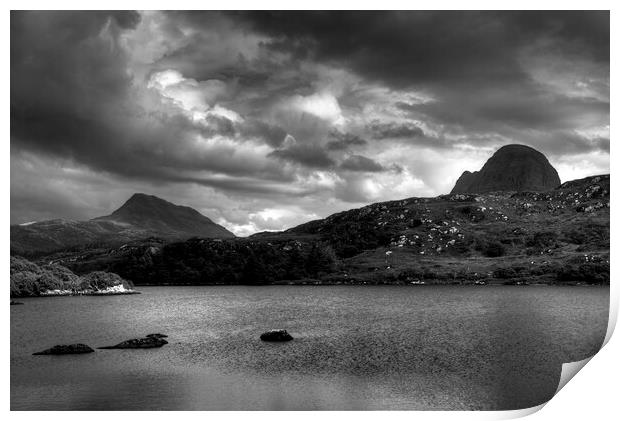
[{"left": 11, "top": 286, "right": 608, "bottom": 410}]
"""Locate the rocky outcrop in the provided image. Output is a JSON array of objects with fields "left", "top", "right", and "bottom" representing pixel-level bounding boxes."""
[
  {"left": 260, "top": 330, "right": 294, "bottom": 342},
  {"left": 451, "top": 171, "right": 478, "bottom": 194},
  {"left": 451, "top": 144, "right": 561, "bottom": 194},
  {"left": 79, "top": 271, "right": 138, "bottom": 295},
  {"left": 33, "top": 344, "right": 95, "bottom": 355},
  {"left": 98, "top": 335, "right": 168, "bottom": 349},
  {"left": 10, "top": 256, "right": 136, "bottom": 297}
]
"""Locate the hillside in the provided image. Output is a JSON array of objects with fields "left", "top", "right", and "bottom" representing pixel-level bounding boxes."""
[
  {"left": 40, "top": 174, "right": 609, "bottom": 286},
  {"left": 11, "top": 193, "right": 234, "bottom": 255}
]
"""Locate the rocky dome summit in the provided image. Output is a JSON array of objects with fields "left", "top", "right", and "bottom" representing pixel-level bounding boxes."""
[{"left": 451, "top": 144, "right": 561, "bottom": 194}]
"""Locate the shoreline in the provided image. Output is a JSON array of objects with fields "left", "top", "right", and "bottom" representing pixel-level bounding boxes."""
[
  {"left": 127, "top": 281, "right": 606, "bottom": 287},
  {"left": 10, "top": 282, "right": 606, "bottom": 299},
  {"left": 11, "top": 290, "right": 141, "bottom": 299}
]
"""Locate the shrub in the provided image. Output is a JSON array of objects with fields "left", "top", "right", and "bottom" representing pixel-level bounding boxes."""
[
  {"left": 456, "top": 205, "right": 485, "bottom": 222},
  {"left": 81, "top": 271, "right": 133, "bottom": 291},
  {"left": 305, "top": 243, "right": 337, "bottom": 276},
  {"left": 482, "top": 241, "right": 506, "bottom": 257},
  {"left": 561, "top": 223, "right": 609, "bottom": 248},
  {"left": 494, "top": 267, "right": 518, "bottom": 279},
  {"left": 398, "top": 268, "right": 424, "bottom": 281},
  {"left": 556, "top": 262, "right": 610, "bottom": 285},
  {"left": 525, "top": 231, "right": 558, "bottom": 249}
]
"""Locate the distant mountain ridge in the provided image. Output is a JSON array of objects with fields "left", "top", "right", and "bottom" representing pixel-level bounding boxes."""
[
  {"left": 11, "top": 193, "right": 234, "bottom": 255},
  {"left": 94, "top": 193, "right": 234, "bottom": 238},
  {"left": 41, "top": 174, "right": 609, "bottom": 287},
  {"left": 451, "top": 144, "right": 561, "bottom": 194}
]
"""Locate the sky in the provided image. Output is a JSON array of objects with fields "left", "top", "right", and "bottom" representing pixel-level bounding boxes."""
[{"left": 10, "top": 11, "right": 610, "bottom": 235}]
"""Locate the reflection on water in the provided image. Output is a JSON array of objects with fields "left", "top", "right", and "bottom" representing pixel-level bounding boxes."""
[{"left": 11, "top": 286, "right": 608, "bottom": 410}]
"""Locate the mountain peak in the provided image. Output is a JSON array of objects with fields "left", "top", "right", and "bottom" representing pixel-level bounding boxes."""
[
  {"left": 451, "top": 144, "right": 561, "bottom": 194},
  {"left": 128, "top": 192, "right": 153, "bottom": 200},
  {"left": 121, "top": 193, "right": 180, "bottom": 211},
  {"left": 96, "top": 193, "right": 235, "bottom": 238}
]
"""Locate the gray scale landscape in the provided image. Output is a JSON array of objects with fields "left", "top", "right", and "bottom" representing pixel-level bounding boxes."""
[{"left": 10, "top": 144, "right": 610, "bottom": 410}]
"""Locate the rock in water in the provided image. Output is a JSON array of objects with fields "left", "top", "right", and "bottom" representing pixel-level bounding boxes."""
[
  {"left": 260, "top": 329, "right": 294, "bottom": 342},
  {"left": 10, "top": 300, "right": 24, "bottom": 305},
  {"left": 146, "top": 333, "right": 168, "bottom": 339},
  {"left": 98, "top": 335, "right": 168, "bottom": 349},
  {"left": 33, "top": 344, "right": 95, "bottom": 355},
  {"left": 451, "top": 144, "right": 561, "bottom": 194}
]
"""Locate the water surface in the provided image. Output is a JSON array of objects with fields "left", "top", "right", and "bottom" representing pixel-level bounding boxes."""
[{"left": 11, "top": 286, "right": 608, "bottom": 410}]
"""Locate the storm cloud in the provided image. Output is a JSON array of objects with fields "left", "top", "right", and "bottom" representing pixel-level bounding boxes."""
[
  {"left": 10, "top": 11, "right": 609, "bottom": 234},
  {"left": 340, "top": 155, "right": 385, "bottom": 173}
]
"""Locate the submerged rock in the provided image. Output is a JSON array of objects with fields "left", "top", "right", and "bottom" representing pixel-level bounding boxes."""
[
  {"left": 10, "top": 300, "right": 23, "bottom": 305},
  {"left": 146, "top": 333, "right": 168, "bottom": 339},
  {"left": 33, "top": 344, "right": 95, "bottom": 355},
  {"left": 98, "top": 335, "right": 168, "bottom": 349},
  {"left": 260, "top": 329, "right": 294, "bottom": 342}
]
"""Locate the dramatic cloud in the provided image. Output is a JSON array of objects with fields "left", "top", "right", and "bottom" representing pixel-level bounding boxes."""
[
  {"left": 269, "top": 143, "right": 336, "bottom": 169},
  {"left": 11, "top": 11, "right": 609, "bottom": 234},
  {"left": 232, "top": 11, "right": 609, "bottom": 87},
  {"left": 325, "top": 131, "right": 368, "bottom": 151},
  {"left": 340, "top": 155, "right": 385, "bottom": 173},
  {"left": 368, "top": 121, "right": 426, "bottom": 139}
]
